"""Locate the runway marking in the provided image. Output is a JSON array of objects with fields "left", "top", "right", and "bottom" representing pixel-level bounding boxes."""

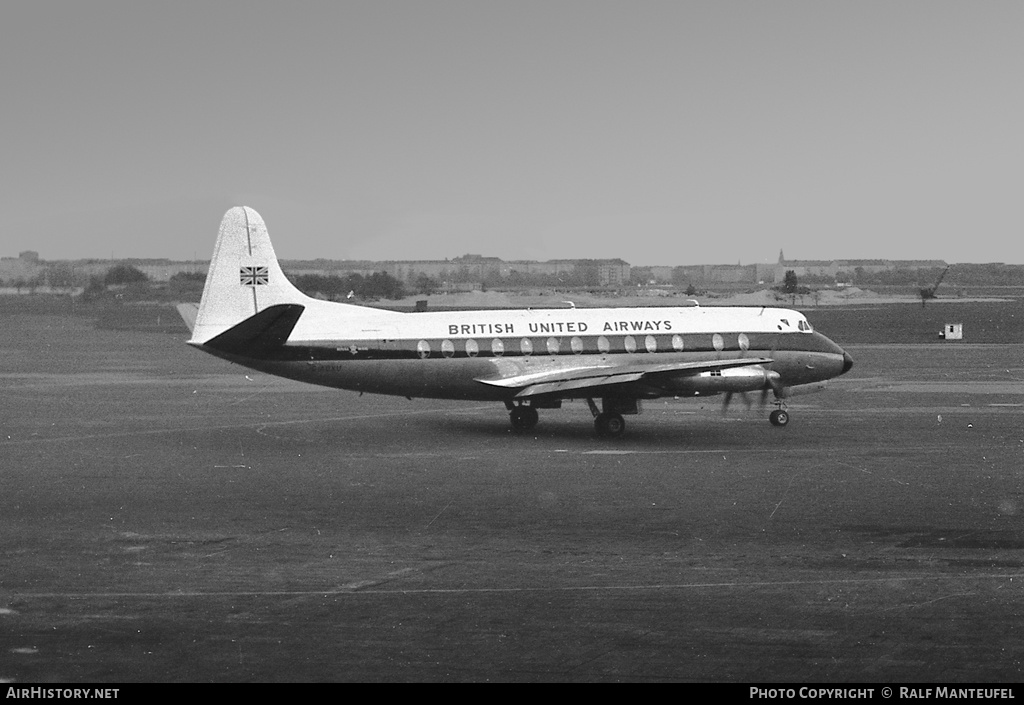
[
  {"left": 8, "top": 573, "right": 1021, "bottom": 600},
  {"left": 834, "top": 461, "right": 911, "bottom": 487},
  {"left": 425, "top": 501, "right": 453, "bottom": 529},
  {"left": 767, "top": 473, "right": 800, "bottom": 523},
  {"left": 874, "top": 591, "right": 976, "bottom": 613},
  {"left": 333, "top": 567, "right": 426, "bottom": 592},
  {"left": 1, "top": 405, "right": 495, "bottom": 445},
  {"left": 580, "top": 446, "right": 947, "bottom": 456},
  {"left": 332, "top": 445, "right": 972, "bottom": 461},
  {"left": 4, "top": 403, "right": 1018, "bottom": 447}
]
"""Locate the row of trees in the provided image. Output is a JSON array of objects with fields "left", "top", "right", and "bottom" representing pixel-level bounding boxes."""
[
  {"left": 2, "top": 263, "right": 411, "bottom": 302},
  {"left": 288, "top": 272, "right": 406, "bottom": 300},
  {"left": 6, "top": 263, "right": 154, "bottom": 293},
  {"left": 821, "top": 265, "right": 1024, "bottom": 287}
]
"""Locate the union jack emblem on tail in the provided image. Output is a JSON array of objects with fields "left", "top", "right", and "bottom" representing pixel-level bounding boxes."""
[{"left": 240, "top": 266, "right": 269, "bottom": 286}]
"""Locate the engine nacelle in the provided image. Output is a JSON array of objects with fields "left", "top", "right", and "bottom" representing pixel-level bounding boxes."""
[{"left": 667, "top": 366, "right": 770, "bottom": 395}]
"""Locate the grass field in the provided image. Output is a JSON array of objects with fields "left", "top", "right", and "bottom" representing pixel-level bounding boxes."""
[{"left": 1, "top": 302, "right": 1022, "bottom": 681}]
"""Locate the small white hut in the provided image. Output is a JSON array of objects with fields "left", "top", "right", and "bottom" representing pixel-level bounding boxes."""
[{"left": 940, "top": 323, "right": 963, "bottom": 340}]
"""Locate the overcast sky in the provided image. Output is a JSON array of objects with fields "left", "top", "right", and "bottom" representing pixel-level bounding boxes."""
[{"left": 2, "top": 1, "right": 1021, "bottom": 265}]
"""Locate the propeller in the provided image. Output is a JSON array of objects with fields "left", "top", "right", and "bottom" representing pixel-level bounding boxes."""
[
  {"left": 722, "top": 388, "right": 771, "bottom": 412},
  {"left": 766, "top": 370, "right": 787, "bottom": 399},
  {"left": 722, "top": 370, "right": 786, "bottom": 413}
]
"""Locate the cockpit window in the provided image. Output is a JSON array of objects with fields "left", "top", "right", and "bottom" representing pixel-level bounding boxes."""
[{"left": 797, "top": 320, "right": 813, "bottom": 333}]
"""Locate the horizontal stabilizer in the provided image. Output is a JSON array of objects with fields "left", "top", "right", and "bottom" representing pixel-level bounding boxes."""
[
  {"left": 197, "top": 303, "right": 305, "bottom": 355},
  {"left": 176, "top": 303, "right": 200, "bottom": 333}
]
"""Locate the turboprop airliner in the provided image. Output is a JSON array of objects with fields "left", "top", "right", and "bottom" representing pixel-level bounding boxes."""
[{"left": 179, "top": 207, "right": 853, "bottom": 438}]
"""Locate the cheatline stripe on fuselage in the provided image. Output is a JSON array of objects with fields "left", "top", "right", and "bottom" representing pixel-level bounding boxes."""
[{"left": 224, "top": 331, "right": 843, "bottom": 362}]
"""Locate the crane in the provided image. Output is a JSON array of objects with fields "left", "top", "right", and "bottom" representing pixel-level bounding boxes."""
[{"left": 920, "top": 266, "right": 950, "bottom": 307}]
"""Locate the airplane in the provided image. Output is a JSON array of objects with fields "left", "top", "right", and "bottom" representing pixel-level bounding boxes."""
[{"left": 178, "top": 207, "right": 853, "bottom": 438}]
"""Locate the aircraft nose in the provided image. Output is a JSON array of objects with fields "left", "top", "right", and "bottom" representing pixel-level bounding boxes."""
[{"left": 841, "top": 351, "right": 854, "bottom": 375}]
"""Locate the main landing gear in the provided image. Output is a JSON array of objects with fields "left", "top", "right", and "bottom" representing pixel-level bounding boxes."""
[
  {"left": 506, "top": 398, "right": 634, "bottom": 438},
  {"left": 509, "top": 405, "right": 539, "bottom": 431},
  {"left": 586, "top": 397, "right": 635, "bottom": 439},
  {"left": 594, "top": 412, "right": 626, "bottom": 438}
]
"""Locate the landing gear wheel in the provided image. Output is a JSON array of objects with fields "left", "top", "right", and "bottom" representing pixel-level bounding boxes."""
[
  {"left": 510, "top": 406, "right": 539, "bottom": 432},
  {"left": 595, "top": 412, "right": 626, "bottom": 438},
  {"left": 769, "top": 409, "right": 790, "bottom": 427}
]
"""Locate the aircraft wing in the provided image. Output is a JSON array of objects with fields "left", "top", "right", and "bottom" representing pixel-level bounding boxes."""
[{"left": 476, "top": 357, "right": 773, "bottom": 399}]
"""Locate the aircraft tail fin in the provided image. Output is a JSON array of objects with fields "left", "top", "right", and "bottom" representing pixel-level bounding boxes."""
[{"left": 189, "top": 206, "right": 321, "bottom": 344}]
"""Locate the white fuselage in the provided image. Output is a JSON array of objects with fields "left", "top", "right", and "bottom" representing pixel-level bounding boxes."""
[{"left": 205, "top": 303, "right": 849, "bottom": 401}]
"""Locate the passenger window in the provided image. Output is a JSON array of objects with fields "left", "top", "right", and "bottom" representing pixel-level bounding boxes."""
[
  {"left": 645, "top": 335, "right": 657, "bottom": 353},
  {"left": 624, "top": 336, "right": 637, "bottom": 353},
  {"left": 546, "top": 337, "right": 560, "bottom": 355},
  {"left": 598, "top": 336, "right": 610, "bottom": 354},
  {"left": 441, "top": 339, "right": 455, "bottom": 358},
  {"left": 738, "top": 333, "right": 749, "bottom": 351},
  {"left": 417, "top": 340, "right": 431, "bottom": 359},
  {"left": 520, "top": 338, "right": 533, "bottom": 356},
  {"left": 466, "top": 339, "right": 479, "bottom": 357},
  {"left": 571, "top": 336, "right": 583, "bottom": 354},
  {"left": 712, "top": 333, "right": 724, "bottom": 351},
  {"left": 672, "top": 334, "right": 684, "bottom": 351},
  {"left": 491, "top": 338, "right": 504, "bottom": 356}
]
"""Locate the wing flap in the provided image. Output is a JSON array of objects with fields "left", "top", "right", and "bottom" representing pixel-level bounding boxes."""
[{"left": 515, "top": 372, "right": 646, "bottom": 398}]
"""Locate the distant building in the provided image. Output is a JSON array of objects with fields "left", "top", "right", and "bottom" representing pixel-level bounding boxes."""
[
  {"left": 0, "top": 251, "right": 43, "bottom": 283},
  {"left": 672, "top": 264, "right": 760, "bottom": 285},
  {"left": 286, "top": 254, "right": 630, "bottom": 288},
  {"left": 774, "top": 250, "right": 947, "bottom": 284},
  {"left": 0, "top": 244, "right": 961, "bottom": 292},
  {"left": 129, "top": 260, "right": 207, "bottom": 282}
]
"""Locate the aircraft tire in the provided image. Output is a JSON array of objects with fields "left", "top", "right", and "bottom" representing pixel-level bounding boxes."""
[
  {"left": 595, "top": 412, "right": 626, "bottom": 438},
  {"left": 510, "top": 406, "right": 539, "bottom": 432},
  {"left": 769, "top": 409, "right": 790, "bottom": 427}
]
